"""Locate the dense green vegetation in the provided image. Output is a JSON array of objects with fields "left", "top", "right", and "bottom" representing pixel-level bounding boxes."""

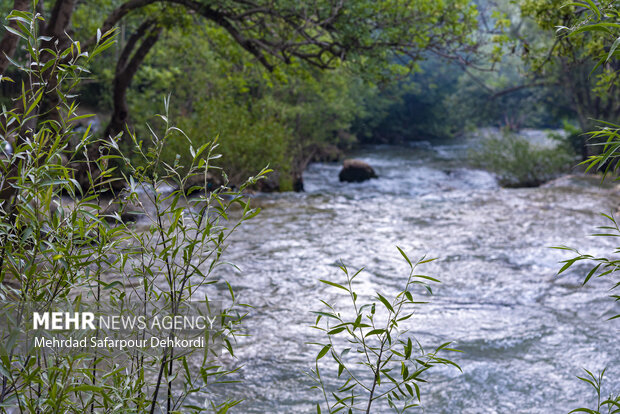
[
  {"left": 1, "top": 0, "right": 481, "bottom": 190},
  {"left": 3, "top": 1, "right": 617, "bottom": 191},
  {"left": 468, "top": 130, "right": 575, "bottom": 187},
  {"left": 0, "top": 0, "right": 620, "bottom": 190},
  {"left": 5, "top": 0, "right": 614, "bottom": 190}
]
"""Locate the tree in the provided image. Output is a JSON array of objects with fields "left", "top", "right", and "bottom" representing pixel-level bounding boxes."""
[
  {"left": 521, "top": 0, "right": 620, "bottom": 131},
  {"left": 2, "top": 0, "right": 480, "bottom": 178}
]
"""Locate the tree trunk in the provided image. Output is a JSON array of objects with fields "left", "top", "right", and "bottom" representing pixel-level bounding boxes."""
[
  {"left": 36, "top": 0, "right": 77, "bottom": 126},
  {"left": 76, "top": 20, "right": 162, "bottom": 192},
  {"left": 103, "top": 20, "right": 162, "bottom": 140}
]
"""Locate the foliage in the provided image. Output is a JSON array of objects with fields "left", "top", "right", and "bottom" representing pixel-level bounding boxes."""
[
  {"left": 355, "top": 0, "right": 578, "bottom": 144},
  {"left": 555, "top": 1, "right": 620, "bottom": 317},
  {"left": 308, "top": 249, "right": 461, "bottom": 413},
  {"left": 569, "top": 369, "right": 620, "bottom": 414},
  {"left": 123, "top": 24, "right": 369, "bottom": 189},
  {"left": 177, "top": 95, "right": 292, "bottom": 188},
  {"left": 0, "top": 0, "right": 483, "bottom": 190},
  {"left": 555, "top": 212, "right": 620, "bottom": 322},
  {"left": 0, "top": 9, "right": 264, "bottom": 412},
  {"left": 354, "top": 61, "right": 461, "bottom": 143},
  {"left": 521, "top": 0, "right": 620, "bottom": 130},
  {"left": 468, "top": 130, "right": 575, "bottom": 187},
  {"left": 546, "top": 3, "right": 620, "bottom": 413}
]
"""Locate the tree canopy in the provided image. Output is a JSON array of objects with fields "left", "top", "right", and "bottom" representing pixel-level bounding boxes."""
[
  {"left": 4, "top": 0, "right": 614, "bottom": 190},
  {"left": 0, "top": 0, "right": 483, "bottom": 189}
]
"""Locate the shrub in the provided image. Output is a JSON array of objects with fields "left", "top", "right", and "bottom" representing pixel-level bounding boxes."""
[
  {"left": 0, "top": 9, "right": 265, "bottom": 412},
  {"left": 308, "top": 248, "right": 461, "bottom": 413},
  {"left": 469, "top": 130, "right": 576, "bottom": 187}
]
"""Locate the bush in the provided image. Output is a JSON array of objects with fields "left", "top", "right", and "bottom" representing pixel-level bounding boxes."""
[
  {"left": 309, "top": 249, "right": 461, "bottom": 413},
  {"left": 176, "top": 95, "right": 292, "bottom": 190},
  {"left": 469, "top": 130, "right": 576, "bottom": 187},
  {"left": 0, "top": 10, "right": 265, "bottom": 412}
]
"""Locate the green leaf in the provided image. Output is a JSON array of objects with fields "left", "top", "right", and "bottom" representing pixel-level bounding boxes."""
[
  {"left": 320, "top": 279, "right": 349, "bottom": 292},
  {"left": 317, "top": 344, "right": 331, "bottom": 360},
  {"left": 376, "top": 293, "right": 395, "bottom": 313},
  {"left": 563, "top": 0, "right": 601, "bottom": 19},
  {"left": 414, "top": 274, "right": 441, "bottom": 283},
  {"left": 607, "top": 37, "right": 620, "bottom": 62},
  {"left": 558, "top": 258, "right": 580, "bottom": 274},
  {"left": 583, "top": 263, "right": 601, "bottom": 285},
  {"left": 365, "top": 328, "right": 386, "bottom": 337},
  {"left": 396, "top": 246, "right": 412, "bottom": 268},
  {"left": 3, "top": 25, "right": 26, "bottom": 40},
  {"left": 312, "top": 311, "right": 340, "bottom": 320},
  {"left": 328, "top": 326, "right": 346, "bottom": 335},
  {"left": 405, "top": 337, "right": 413, "bottom": 359},
  {"left": 581, "top": 0, "right": 601, "bottom": 20},
  {"left": 570, "top": 24, "right": 613, "bottom": 36}
]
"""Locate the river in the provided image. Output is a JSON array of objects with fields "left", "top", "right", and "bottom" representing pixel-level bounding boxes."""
[{"left": 205, "top": 139, "right": 620, "bottom": 413}]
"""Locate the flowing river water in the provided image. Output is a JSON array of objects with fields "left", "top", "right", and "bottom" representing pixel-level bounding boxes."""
[{"left": 204, "top": 139, "right": 620, "bottom": 413}]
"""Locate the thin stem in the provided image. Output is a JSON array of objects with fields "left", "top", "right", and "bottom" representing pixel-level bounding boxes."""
[{"left": 366, "top": 340, "right": 385, "bottom": 414}]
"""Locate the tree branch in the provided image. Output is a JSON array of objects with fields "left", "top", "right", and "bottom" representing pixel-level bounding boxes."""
[{"left": 489, "top": 81, "right": 551, "bottom": 100}]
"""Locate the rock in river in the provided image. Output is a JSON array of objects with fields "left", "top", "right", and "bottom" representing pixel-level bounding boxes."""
[{"left": 338, "top": 159, "right": 378, "bottom": 183}]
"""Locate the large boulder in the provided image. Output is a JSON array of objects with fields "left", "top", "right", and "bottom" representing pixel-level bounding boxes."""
[{"left": 339, "top": 159, "right": 378, "bottom": 183}]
